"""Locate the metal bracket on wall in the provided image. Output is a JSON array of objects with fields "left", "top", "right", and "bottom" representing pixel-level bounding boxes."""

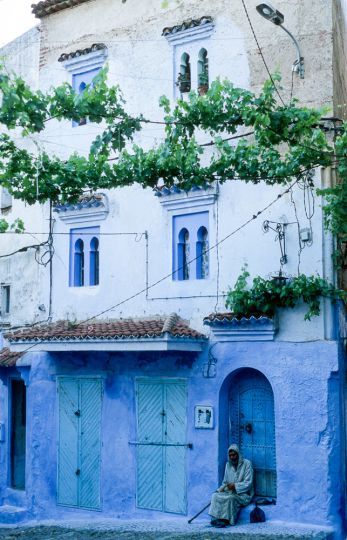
[
  {"left": 202, "top": 343, "right": 218, "bottom": 378},
  {"left": 262, "top": 220, "right": 288, "bottom": 265}
]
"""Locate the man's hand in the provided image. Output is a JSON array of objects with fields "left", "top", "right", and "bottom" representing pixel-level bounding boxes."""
[{"left": 227, "top": 483, "right": 236, "bottom": 492}]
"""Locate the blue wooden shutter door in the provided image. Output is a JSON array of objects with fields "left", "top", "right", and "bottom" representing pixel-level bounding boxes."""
[
  {"left": 136, "top": 382, "right": 164, "bottom": 510},
  {"left": 164, "top": 382, "right": 187, "bottom": 514},
  {"left": 57, "top": 378, "right": 79, "bottom": 506},
  {"left": 79, "top": 379, "right": 102, "bottom": 509},
  {"left": 136, "top": 380, "right": 187, "bottom": 514},
  {"left": 58, "top": 378, "right": 102, "bottom": 509}
]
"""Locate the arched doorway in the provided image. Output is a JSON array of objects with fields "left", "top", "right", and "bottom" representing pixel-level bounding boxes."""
[{"left": 223, "top": 368, "right": 276, "bottom": 498}]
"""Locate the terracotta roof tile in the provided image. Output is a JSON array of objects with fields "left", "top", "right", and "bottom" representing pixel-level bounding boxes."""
[
  {"left": 0, "top": 348, "right": 22, "bottom": 367},
  {"left": 162, "top": 16, "right": 213, "bottom": 37},
  {"left": 6, "top": 315, "right": 205, "bottom": 343},
  {"left": 32, "top": 0, "right": 91, "bottom": 18},
  {"left": 58, "top": 43, "right": 107, "bottom": 63},
  {"left": 203, "top": 312, "right": 274, "bottom": 324},
  {"left": 54, "top": 192, "right": 107, "bottom": 213}
]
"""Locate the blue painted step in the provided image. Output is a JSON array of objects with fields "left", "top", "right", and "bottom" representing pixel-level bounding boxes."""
[{"left": 0, "top": 505, "right": 29, "bottom": 524}]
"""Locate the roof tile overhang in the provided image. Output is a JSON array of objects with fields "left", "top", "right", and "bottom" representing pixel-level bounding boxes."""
[
  {"left": 58, "top": 43, "right": 107, "bottom": 63},
  {"left": 0, "top": 348, "right": 22, "bottom": 368},
  {"left": 32, "top": 0, "right": 91, "bottom": 18},
  {"left": 203, "top": 312, "right": 277, "bottom": 342},
  {"left": 162, "top": 16, "right": 213, "bottom": 37},
  {"left": 6, "top": 315, "right": 206, "bottom": 353},
  {"left": 203, "top": 312, "right": 274, "bottom": 325}
]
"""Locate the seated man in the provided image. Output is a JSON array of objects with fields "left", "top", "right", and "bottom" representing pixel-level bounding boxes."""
[{"left": 209, "top": 444, "right": 254, "bottom": 527}]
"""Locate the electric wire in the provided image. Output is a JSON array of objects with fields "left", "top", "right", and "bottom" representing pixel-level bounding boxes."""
[
  {"left": 5, "top": 177, "right": 300, "bottom": 348},
  {"left": 289, "top": 185, "right": 303, "bottom": 276},
  {"left": 0, "top": 242, "right": 48, "bottom": 259},
  {"left": 214, "top": 180, "right": 220, "bottom": 312},
  {"left": 240, "top": 0, "right": 285, "bottom": 106},
  {"left": 77, "top": 177, "right": 301, "bottom": 325},
  {"left": 289, "top": 69, "right": 295, "bottom": 102}
]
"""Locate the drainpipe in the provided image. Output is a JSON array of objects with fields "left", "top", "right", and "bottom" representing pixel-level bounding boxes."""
[
  {"left": 320, "top": 166, "right": 337, "bottom": 341},
  {"left": 48, "top": 201, "right": 54, "bottom": 322}
]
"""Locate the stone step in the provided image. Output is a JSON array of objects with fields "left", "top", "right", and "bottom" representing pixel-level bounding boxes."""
[{"left": 0, "top": 505, "right": 29, "bottom": 525}]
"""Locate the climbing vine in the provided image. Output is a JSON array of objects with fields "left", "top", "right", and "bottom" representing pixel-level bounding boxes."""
[
  {"left": 225, "top": 267, "right": 346, "bottom": 320},
  {"left": 0, "top": 66, "right": 346, "bottom": 269}
]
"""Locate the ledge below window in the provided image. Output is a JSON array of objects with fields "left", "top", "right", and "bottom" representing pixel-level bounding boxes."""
[{"left": 203, "top": 313, "right": 277, "bottom": 342}]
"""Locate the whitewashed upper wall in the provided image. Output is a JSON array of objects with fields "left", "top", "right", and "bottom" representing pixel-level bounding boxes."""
[
  {"left": 0, "top": 27, "right": 49, "bottom": 327},
  {"left": 0, "top": 0, "right": 341, "bottom": 340}
]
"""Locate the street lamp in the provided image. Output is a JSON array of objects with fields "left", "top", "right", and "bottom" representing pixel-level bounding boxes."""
[{"left": 256, "top": 3, "right": 305, "bottom": 79}]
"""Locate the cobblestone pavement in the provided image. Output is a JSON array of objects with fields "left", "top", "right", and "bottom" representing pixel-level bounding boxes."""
[{"left": 0, "top": 522, "right": 333, "bottom": 540}]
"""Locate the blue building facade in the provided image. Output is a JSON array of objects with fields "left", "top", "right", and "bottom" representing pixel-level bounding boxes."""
[
  {"left": 0, "top": 0, "right": 346, "bottom": 538},
  {"left": 0, "top": 314, "right": 345, "bottom": 537}
]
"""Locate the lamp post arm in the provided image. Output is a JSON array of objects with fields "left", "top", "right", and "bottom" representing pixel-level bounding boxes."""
[{"left": 279, "top": 24, "right": 305, "bottom": 78}]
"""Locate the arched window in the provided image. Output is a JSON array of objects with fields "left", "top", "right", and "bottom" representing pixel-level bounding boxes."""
[
  {"left": 89, "top": 237, "right": 99, "bottom": 286},
  {"left": 197, "top": 48, "right": 209, "bottom": 95},
  {"left": 178, "top": 228, "right": 190, "bottom": 280},
  {"left": 196, "top": 226, "right": 209, "bottom": 279},
  {"left": 79, "top": 81, "right": 87, "bottom": 93},
  {"left": 178, "top": 53, "right": 191, "bottom": 93},
  {"left": 74, "top": 239, "right": 84, "bottom": 286},
  {"left": 78, "top": 82, "right": 87, "bottom": 126}
]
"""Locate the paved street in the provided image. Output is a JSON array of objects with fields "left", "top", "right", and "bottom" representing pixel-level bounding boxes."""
[{"left": 0, "top": 521, "right": 333, "bottom": 540}]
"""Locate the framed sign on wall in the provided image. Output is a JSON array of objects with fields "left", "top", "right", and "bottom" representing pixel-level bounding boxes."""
[{"left": 194, "top": 405, "right": 214, "bottom": 429}]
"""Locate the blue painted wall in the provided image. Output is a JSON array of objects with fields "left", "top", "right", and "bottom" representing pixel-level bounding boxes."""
[{"left": 0, "top": 340, "right": 345, "bottom": 537}]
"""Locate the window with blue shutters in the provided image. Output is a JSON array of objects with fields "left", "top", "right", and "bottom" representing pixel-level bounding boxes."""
[
  {"left": 59, "top": 45, "right": 107, "bottom": 127},
  {"left": 173, "top": 212, "right": 209, "bottom": 281},
  {"left": 72, "top": 68, "right": 100, "bottom": 127},
  {"left": 69, "top": 227, "right": 100, "bottom": 287}
]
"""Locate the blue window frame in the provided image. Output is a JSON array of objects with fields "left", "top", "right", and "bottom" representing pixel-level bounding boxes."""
[
  {"left": 172, "top": 212, "right": 209, "bottom": 280},
  {"left": 69, "top": 227, "right": 100, "bottom": 287},
  {"left": 72, "top": 67, "right": 100, "bottom": 127}
]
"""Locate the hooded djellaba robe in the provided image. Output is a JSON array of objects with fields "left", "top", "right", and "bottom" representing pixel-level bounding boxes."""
[{"left": 209, "top": 444, "right": 254, "bottom": 524}]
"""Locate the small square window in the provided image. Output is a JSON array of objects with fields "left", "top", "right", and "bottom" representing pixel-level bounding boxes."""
[
  {"left": 69, "top": 227, "right": 100, "bottom": 287},
  {"left": 1, "top": 284, "right": 10, "bottom": 316},
  {"left": 1, "top": 188, "right": 12, "bottom": 212}
]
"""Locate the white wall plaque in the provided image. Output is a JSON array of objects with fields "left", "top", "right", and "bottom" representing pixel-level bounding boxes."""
[{"left": 195, "top": 405, "right": 214, "bottom": 429}]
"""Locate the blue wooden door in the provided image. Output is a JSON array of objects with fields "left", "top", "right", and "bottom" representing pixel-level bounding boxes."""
[
  {"left": 136, "top": 379, "right": 187, "bottom": 514},
  {"left": 136, "top": 381, "right": 164, "bottom": 511},
  {"left": 229, "top": 369, "right": 276, "bottom": 498},
  {"left": 58, "top": 378, "right": 102, "bottom": 509}
]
